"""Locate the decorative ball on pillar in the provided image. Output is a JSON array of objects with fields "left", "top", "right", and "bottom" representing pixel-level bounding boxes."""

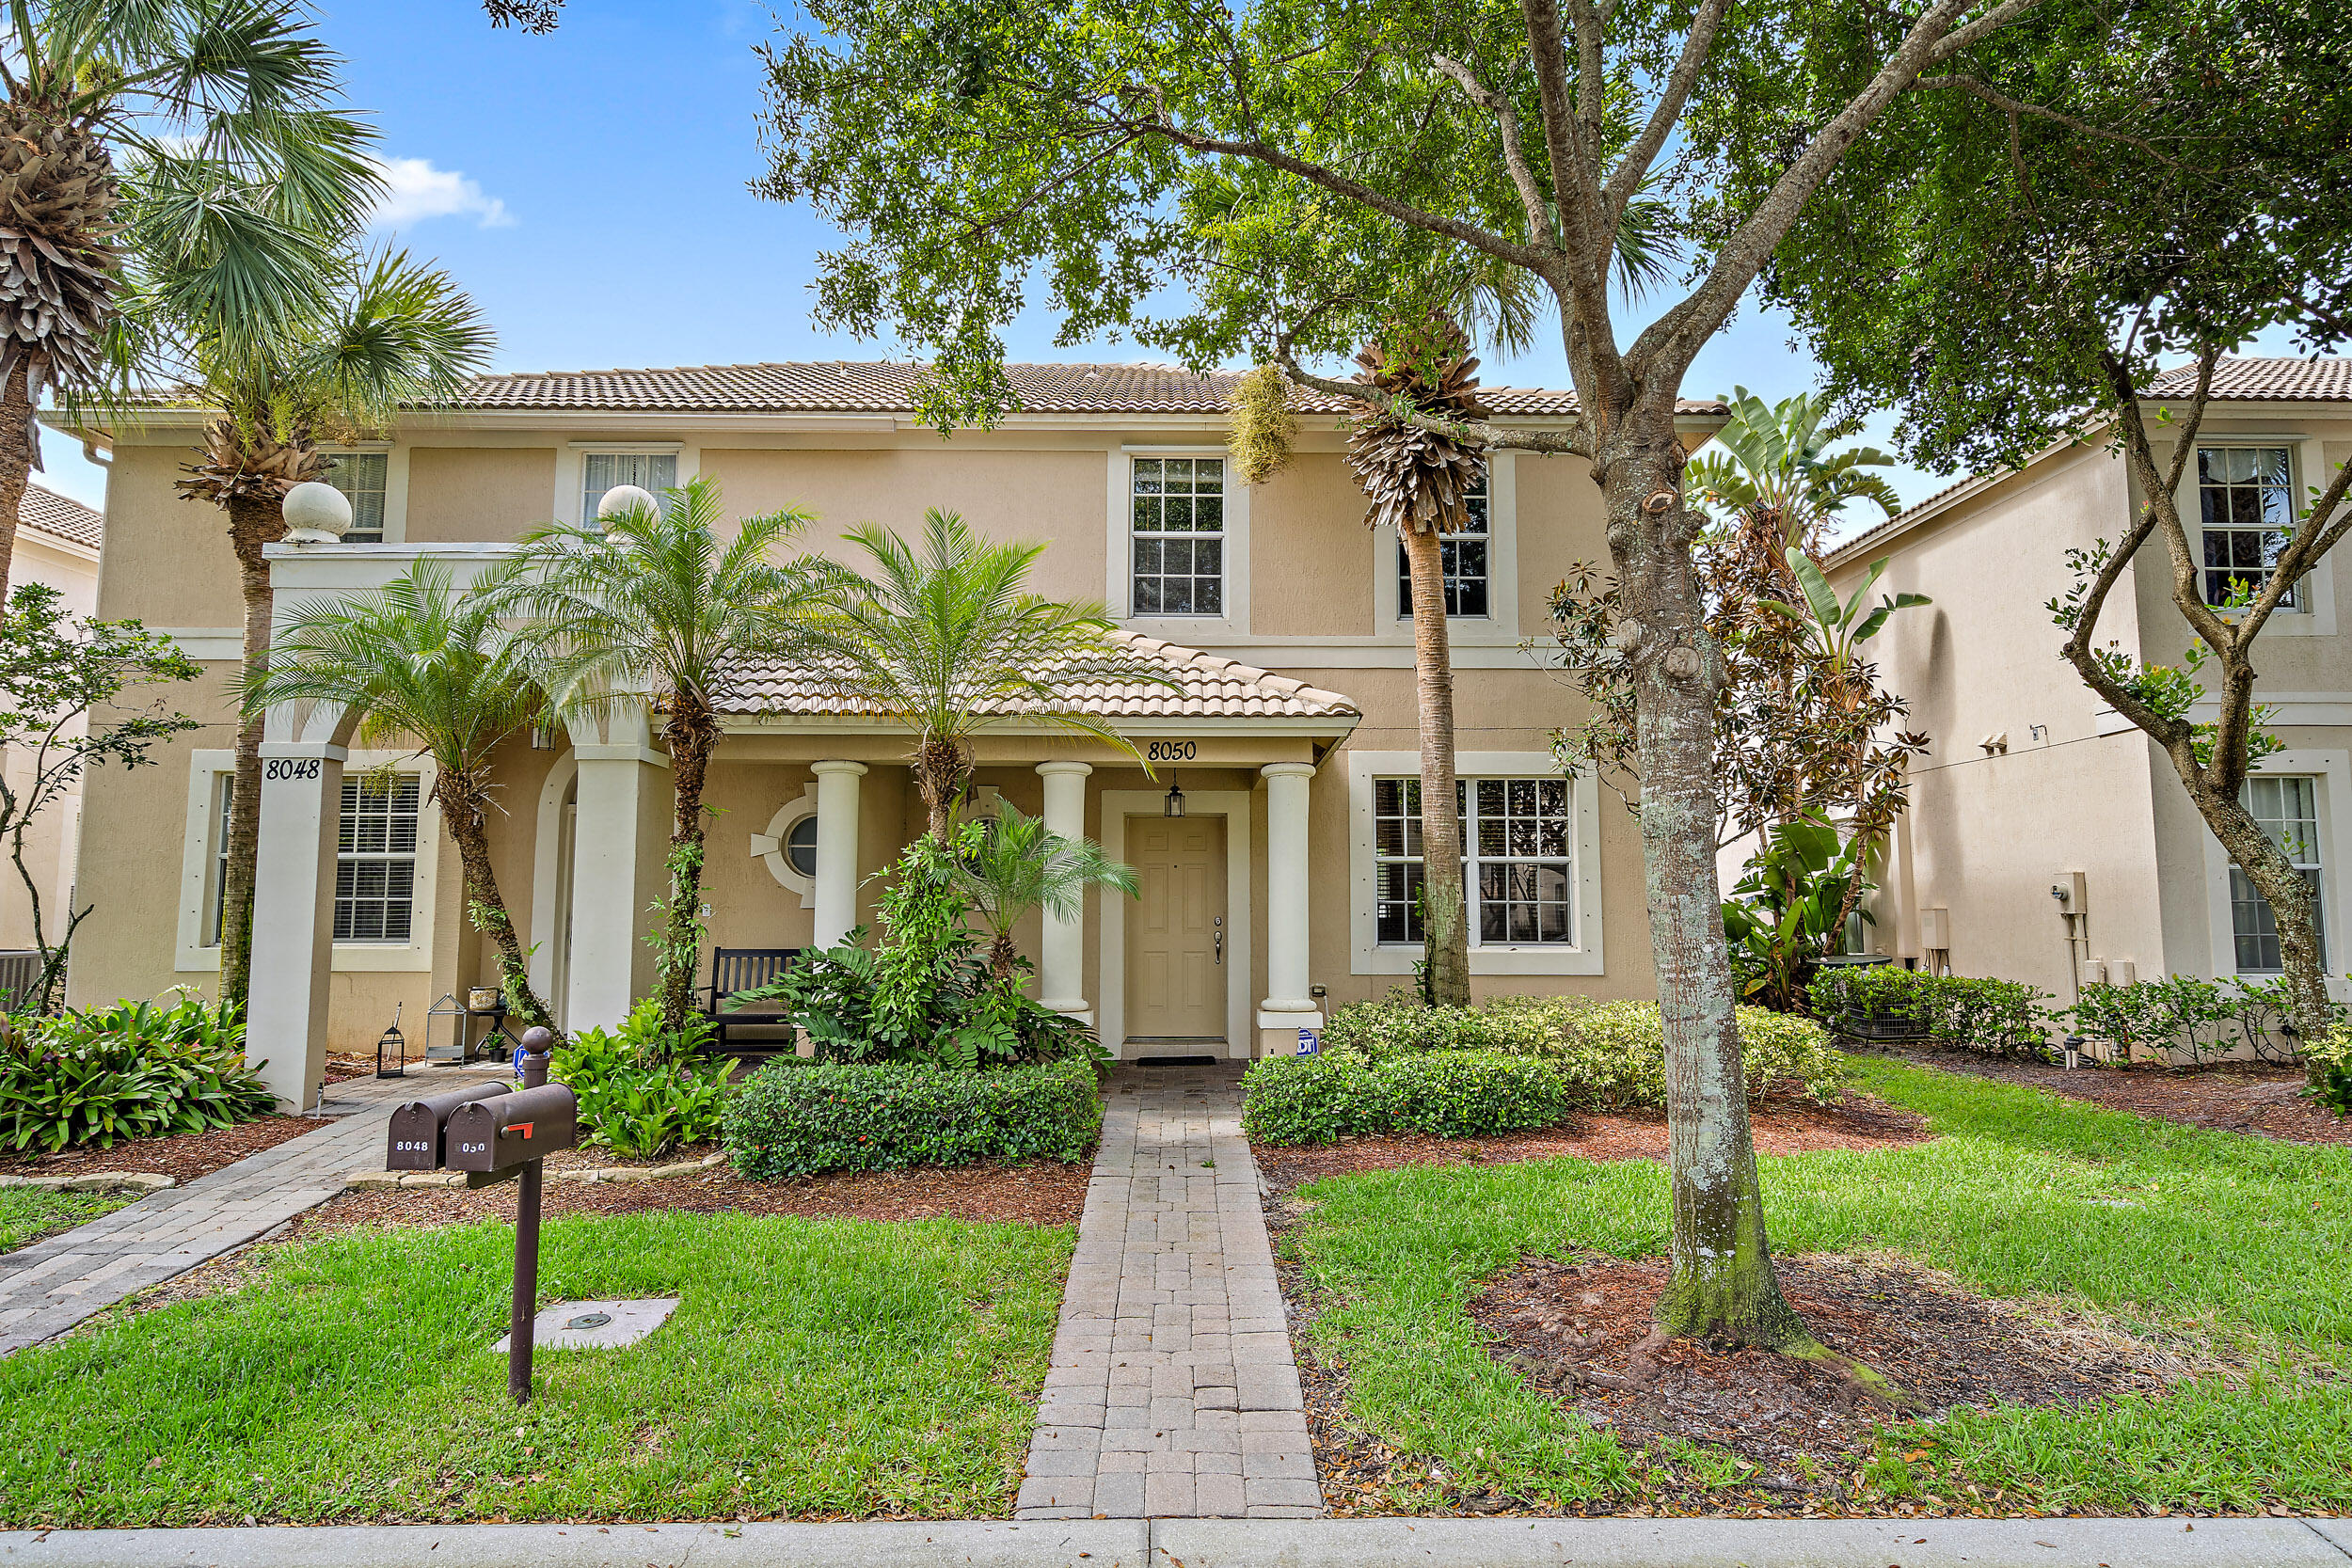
[
  {"left": 518, "top": 1024, "right": 553, "bottom": 1089},
  {"left": 596, "top": 483, "right": 660, "bottom": 527},
  {"left": 280, "top": 480, "right": 353, "bottom": 544}
]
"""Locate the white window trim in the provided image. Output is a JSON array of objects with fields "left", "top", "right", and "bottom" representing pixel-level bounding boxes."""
[
  {"left": 2199, "top": 748, "right": 2351, "bottom": 998},
  {"left": 176, "top": 748, "right": 440, "bottom": 974},
  {"left": 2175, "top": 437, "right": 2336, "bottom": 636},
  {"left": 554, "top": 440, "right": 696, "bottom": 530},
  {"left": 1106, "top": 446, "right": 1251, "bottom": 637},
  {"left": 1370, "top": 450, "right": 1519, "bottom": 641},
  {"left": 316, "top": 442, "right": 407, "bottom": 546},
  {"left": 751, "top": 784, "right": 821, "bottom": 907},
  {"left": 1347, "top": 749, "right": 1603, "bottom": 975}
]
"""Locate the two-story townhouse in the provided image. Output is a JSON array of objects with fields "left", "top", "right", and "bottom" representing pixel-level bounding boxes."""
[
  {"left": 3, "top": 483, "right": 104, "bottom": 977},
  {"left": 53, "top": 361, "right": 1724, "bottom": 1107},
  {"left": 1825, "top": 356, "right": 2352, "bottom": 1010}
]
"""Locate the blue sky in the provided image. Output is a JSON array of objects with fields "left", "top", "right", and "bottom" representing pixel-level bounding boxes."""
[{"left": 45, "top": 0, "right": 1966, "bottom": 518}]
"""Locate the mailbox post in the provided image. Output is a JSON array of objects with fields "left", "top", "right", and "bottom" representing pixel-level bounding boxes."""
[{"left": 509, "top": 1028, "right": 551, "bottom": 1403}]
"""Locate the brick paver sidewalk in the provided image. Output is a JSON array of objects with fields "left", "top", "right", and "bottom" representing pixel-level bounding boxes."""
[
  {"left": 1014, "top": 1062, "right": 1322, "bottom": 1520},
  {"left": 0, "top": 1070, "right": 453, "bottom": 1354}
]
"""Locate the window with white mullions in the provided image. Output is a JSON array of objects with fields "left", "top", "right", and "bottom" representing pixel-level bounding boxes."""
[
  {"left": 1374, "top": 775, "right": 1573, "bottom": 946},
  {"left": 1130, "top": 456, "right": 1225, "bottom": 615},
  {"left": 335, "top": 776, "right": 421, "bottom": 942},
  {"left": 2199, "top": 446, "right": 2297, "bottom": 609},
  {"left": 582, "top": 451, "right": 677, "bottom": 526},
  {"left": 1395, "top": 468, "right": 1490, "bottom": 618},
  {"left": 2230, "top": 774, "right": 2326, "bottom": 972},
  {"left": 321, "top": 451, "right": 389, "bottom": 543},
  {"left": 202, "top": 774, "right": 231, "bottom": 947}
]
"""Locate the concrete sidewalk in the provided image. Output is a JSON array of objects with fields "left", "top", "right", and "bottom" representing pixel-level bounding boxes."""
[{"left": 2, "top": 1516, "right": 2344, "bottom": 1567}]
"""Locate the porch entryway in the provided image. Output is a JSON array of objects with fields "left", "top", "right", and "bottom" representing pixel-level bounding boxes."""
[{"left": 1124, "top": 815, "right": 1228, "bottom": 1047}]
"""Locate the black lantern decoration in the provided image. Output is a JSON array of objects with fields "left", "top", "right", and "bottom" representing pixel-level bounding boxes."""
[
  {"left": 374, "top": 1002, "right": 408, "bottom": 1079},
  {"left": 1164, "top": 780, "right": 1186, "bottom": 818},
  {"left": 424, "top": 992, "right": 469, "bottom": 1063}
]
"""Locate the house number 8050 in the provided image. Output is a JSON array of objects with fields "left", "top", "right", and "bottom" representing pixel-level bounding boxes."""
[
  {"left": 263, "top": 758, "right": 322, "bottom": 782},
  {"left": 1145, "top": 740, "right": 1198, "bottom": 762}
]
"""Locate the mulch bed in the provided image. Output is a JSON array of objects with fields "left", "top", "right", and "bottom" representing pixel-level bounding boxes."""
[
  {"left": 1871, "top": 1046, "right": 2351, "bottom": 1147},
  {"left": 0, "top": 1115, "right": 322, "bottom": 1183},
  {"left": 1253, "top": 1090, "right": 1932, "bottom": 1196}
]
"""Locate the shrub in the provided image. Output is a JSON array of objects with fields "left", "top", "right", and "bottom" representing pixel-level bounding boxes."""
[
  {"left": 2304, "top": 1026, "right": 2352, "bottom": 1117},
  {"left": 1809, "top": 968, "right": 2057, "bottom": 1059},
  {"left": 2065, "top": 974, "right": 2345, "bottom": 1069},
  {"left": 2, "top": 994, "right": 272, "bottom": 1153},
  {"left": 1371, "top": 1051, "right": 1570, "bottom": 1138},
  {"left": 550, "top": 1000, "right": 734, "bottom": 1159},
  {"left": 722, "top": 1056, "right": 1102, "bottom": 1180},
  {"left": 1239, "top": 1052, "right": 1382, "bottom": 1144}
]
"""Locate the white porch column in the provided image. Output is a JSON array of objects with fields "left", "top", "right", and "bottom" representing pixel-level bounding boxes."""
[
  {"left": 1258, "top": 761, "right": 1322, "bottom": 1056},
  {"left": 1036, "top": 761, "right": 1092, "bottom": 1019},
  {"left": 811, "top": 760, "right": 867, "bottom": 948},
  {"left": 245, "top": 740, "right": 345, "bottom": 1111},
  {"left": 566, "top": 744, "right": 660, "bottom": 1032}
]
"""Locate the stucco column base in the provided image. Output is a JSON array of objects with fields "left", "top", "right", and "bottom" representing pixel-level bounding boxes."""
[
  {"left": 245, "top": 741, "right": 347, "bottom": 1112},
  {"left": 566, "top": 746, "right": 666, "bottom": 1034},
  {"left": 1256, "top": 1009, "right": 1327, "bottom": 1059}
]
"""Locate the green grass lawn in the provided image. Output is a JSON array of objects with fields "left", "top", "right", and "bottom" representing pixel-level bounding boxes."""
[
  {"left": 0, "top": 1210, "right": 1073, "bottom": 1527},
  {"left": 0, "top": 1187, "right": 130, "bottom": 1253},
  {"left": 1279, "top": 1053, "right": 2352, "bottom": 1515}
]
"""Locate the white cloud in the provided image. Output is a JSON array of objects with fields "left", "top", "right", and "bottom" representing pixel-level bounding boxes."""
[{"left": 369, "top": 157, "right": 516, "bottom": 230}]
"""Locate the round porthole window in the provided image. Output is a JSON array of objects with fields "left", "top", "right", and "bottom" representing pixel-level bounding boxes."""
[{"left": 786, "top": 813, "right": 819, "bottom": 878}]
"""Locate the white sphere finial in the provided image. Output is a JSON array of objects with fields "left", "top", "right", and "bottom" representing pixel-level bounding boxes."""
[
  {"left": 281, "top": 481, "right": 353, "bottom": 544},
  {"left": 596, "top": 483, "right": 660, "bottom": 525}
]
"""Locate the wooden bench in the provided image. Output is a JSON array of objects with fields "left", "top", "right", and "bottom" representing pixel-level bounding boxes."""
[{"left": 701, "top": 946, "right": 802, "bottom": 1053}]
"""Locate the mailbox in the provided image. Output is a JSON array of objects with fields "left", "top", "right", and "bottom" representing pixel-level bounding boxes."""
[
  {"left": 387, "top": 1081, "right": 514, "bottom": 1170},
  {"left": 444, "top": 1083, "right": 579, "bottom": 1173}
]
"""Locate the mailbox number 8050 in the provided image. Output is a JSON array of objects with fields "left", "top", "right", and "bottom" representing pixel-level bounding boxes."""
[
  {"left": 1145, "top": 740, "right": 1198, "bottom": 762},
  {"left": 263, "top": 758, "right": 322, "bottom": 782}
]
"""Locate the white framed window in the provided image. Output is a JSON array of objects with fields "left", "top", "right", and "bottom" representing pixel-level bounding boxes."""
[
  {"left": 1349, "top": 751, "right": 1603, "bottom": 975},
  {"left": 1129, "top": 456, "right": 1225, "bottom": 616},
  {"left": 582, "top": 451, "right": 678, "bottom": 524},
  {"left": 202, "top": 773, "right": 232, "bottom": 946},
  {"left": 755, "top": 787, "right": 821, "bottom": 906},
  {"left": 2230, "top": 774, "right": 2326, "bottom": 972},
  {"left": 320, "top": 451, "right": 390, "bottom": 543},
  {"left": 1395, "top": 468, "right": 1491, "bottom": 619},
  {"left": 2199, "top": 446, "right": 2297, "bottom": 610},
  {"left": 335, "top": 775, "right": 421, "bottom": 942}
]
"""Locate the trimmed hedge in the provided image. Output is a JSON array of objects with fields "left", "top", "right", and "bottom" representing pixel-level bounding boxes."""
[
  {"left": 1807, "top": 967, "right": 2057, "bottom": 1059},
  {"left": 722, "top": 1057, "right": 1102, "bottom": 1180}
]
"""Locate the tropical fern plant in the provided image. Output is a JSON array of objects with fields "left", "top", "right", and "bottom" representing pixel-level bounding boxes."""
[{"left": 953, "top": 802, "right": 1137, "bottom": 984}]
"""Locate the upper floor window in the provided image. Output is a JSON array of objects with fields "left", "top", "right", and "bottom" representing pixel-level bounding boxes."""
[
  {"left": 1131, "top": 456, "right": 1224, "bottom": 616},
  {"left": 321, "top": 451, "right": 389, "bottom": 544},
  {"left": 582, "top": 451, "right": 677, "bottom": 526},
  {"left": 2230, "top": 774, "right": 2326, "bottom": 973},
  {"left": 1373, "top": 775, "right": 1573, "bottom": 947},
  {"left": 1396, "top": 469, "right": 1491, "bottom": 618},
  {"left": 336, "top": 775, "right": 421, "bottom": 942},
  {"left": 2199, "top": 446, "right": 2296, "bottom": 609}
]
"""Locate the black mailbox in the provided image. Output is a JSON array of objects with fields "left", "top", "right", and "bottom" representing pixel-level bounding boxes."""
[
  {"left": 387, "top": 1082, "right": 514, "bottom": 1170},
  {"left": 445, "top": 1083, "right": 579, "bottom": 1173}
]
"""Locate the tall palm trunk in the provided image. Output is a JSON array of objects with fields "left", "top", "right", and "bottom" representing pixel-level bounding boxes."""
[
  {"left": 915, "top": 736, "right": 964, "bottom": 841},
  {"left": 1401, "top": 522, "right": 1470, "bottom": 1006},
  {"left": 656, "top": 688, "right": 721, "bottom": 1033},
  {"left": 437, "top": 769, "right": 560, "bottom": 1038},
  {"left": 0, "top": 368, "right": 35, "bottom": 599},
  {"left": 218, "top": 490, "right": 282, "bottom": 1008},
  {"left": 1606, "top": 418, "right": 1820, "bottom": 1357}
]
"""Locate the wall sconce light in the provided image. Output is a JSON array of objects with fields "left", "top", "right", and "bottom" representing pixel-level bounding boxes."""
[{"left": 1163, "top": 780, "right": 1186, "bottom": 818}]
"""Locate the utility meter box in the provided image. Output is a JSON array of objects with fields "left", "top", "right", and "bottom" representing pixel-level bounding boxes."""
[
  {"left": 445, "top": 1085, "right": 579, "bottom": 1174},
  {"left": 387, "top": 1082, "right": 514, "bottom": 1170},
  {"left": 2050, "top": 871, "right": 2088, "bottom": 916},
  {"left": 1919, "top": 907, "right": 1950, "bottom": 949}
]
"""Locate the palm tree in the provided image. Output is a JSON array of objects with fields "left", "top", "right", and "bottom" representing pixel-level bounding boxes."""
[
  {"left": 164, "top": 242, "right": 493, "bottom": 1009},
  {"left": 1685, "top": 388, "right": 1901, "bottom": 561},
  {"left": 0, "top": 0, "right": 379, "bottom": 598},
  {"left": 495, "top": 476, "right": 822, "bottom": 1034},
  {"left": 240, "top": 561, "right": 561, "bottom": 1037},
  {"left": 792, "top": 508, "right": 1165, "bottom": 842},
  {"left": 1346, "top": 314, "right": 1486, "bottom": 1006},
  {"left": 954, "top": 802, "right": 1137, "bottom": 985}
]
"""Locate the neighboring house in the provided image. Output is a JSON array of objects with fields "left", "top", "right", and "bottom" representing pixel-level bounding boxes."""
[
  {"left": 50, "top": 363, "right": 1724, "bottom": 1106},
  {"left": 2, "top": 483, "right": 105, "bottom": 969},
  {"left": 1827, "top": 356, "right": 2352, "bottom": 1010}
]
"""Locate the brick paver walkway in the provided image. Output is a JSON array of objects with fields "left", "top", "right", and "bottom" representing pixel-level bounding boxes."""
[
  {"left": 0, "top": 1070, "right": 454, "bottom": 1354},
  {"left": 1014, "top": 1062, "right": 1322, "bottom": 1520}
]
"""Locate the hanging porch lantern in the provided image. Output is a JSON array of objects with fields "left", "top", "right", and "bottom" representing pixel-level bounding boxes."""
[{"left": 1163, "top": 779, "right": 1186, "bottom": 818}]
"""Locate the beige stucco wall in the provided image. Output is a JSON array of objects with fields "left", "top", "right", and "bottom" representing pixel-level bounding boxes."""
[
  {"left": 91, "top": 444, "right": 241, "bottom": 629},
  {"left": 405, "top": 446, "right": 559, "bottom": 543},
  {"left": 3, "top": 521, "right": 103, "bottom": 957}
]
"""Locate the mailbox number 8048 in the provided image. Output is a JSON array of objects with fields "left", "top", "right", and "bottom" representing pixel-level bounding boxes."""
[
  {"left": 1145, "top": 740, "right": 1198, "bottom": 763},
  {"left": 263, "top": 758, "right": 322, "bottom": 782}
]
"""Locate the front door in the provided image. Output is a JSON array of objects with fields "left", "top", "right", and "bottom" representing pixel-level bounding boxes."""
[{"left": 1126, "top": 815, "right": 1227, "bottom": 1042}]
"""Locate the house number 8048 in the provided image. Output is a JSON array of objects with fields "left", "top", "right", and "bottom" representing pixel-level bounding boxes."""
[{"left": 263, "top": 758, "right": 322, "bottom": 782}]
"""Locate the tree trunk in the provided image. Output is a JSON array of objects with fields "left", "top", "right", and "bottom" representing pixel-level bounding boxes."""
[
  {"left": 437, "top": 769, "right": 562, "bottom": 1042},
  {"left": 1603, "top": 421, "right": 1815, "bottom": 1351},
  {"left": 916, "top": 735, "right": 965, "bottom": 842},
  {"left": 2189, "top": 775, "right": 2333, "bottom": 1069},
  {"left": 1400, "top": 521, "right": 1471, "bottom": 1006},
  {"left": 0, "top": 368, "right": 32, "bottom": 603},
  {"left": 219, "top": 492, "right": 284, "bottom": 1010},
  {"left": 657, "top": 689, "right": 720, "bottom": 1035}
]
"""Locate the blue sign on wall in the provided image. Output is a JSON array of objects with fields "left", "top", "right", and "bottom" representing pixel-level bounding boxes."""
[{"left": 1295, "top": 1028, "right": 1320, "bottom": 1055}]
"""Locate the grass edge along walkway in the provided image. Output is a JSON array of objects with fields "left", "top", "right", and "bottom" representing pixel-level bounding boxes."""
[
  {"left": 1274, "top": 1053, "right": 2352, "bottom": 1517},
  {"left": 0, "top": 1208, "right": 1074, "bottom": 1528}
]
